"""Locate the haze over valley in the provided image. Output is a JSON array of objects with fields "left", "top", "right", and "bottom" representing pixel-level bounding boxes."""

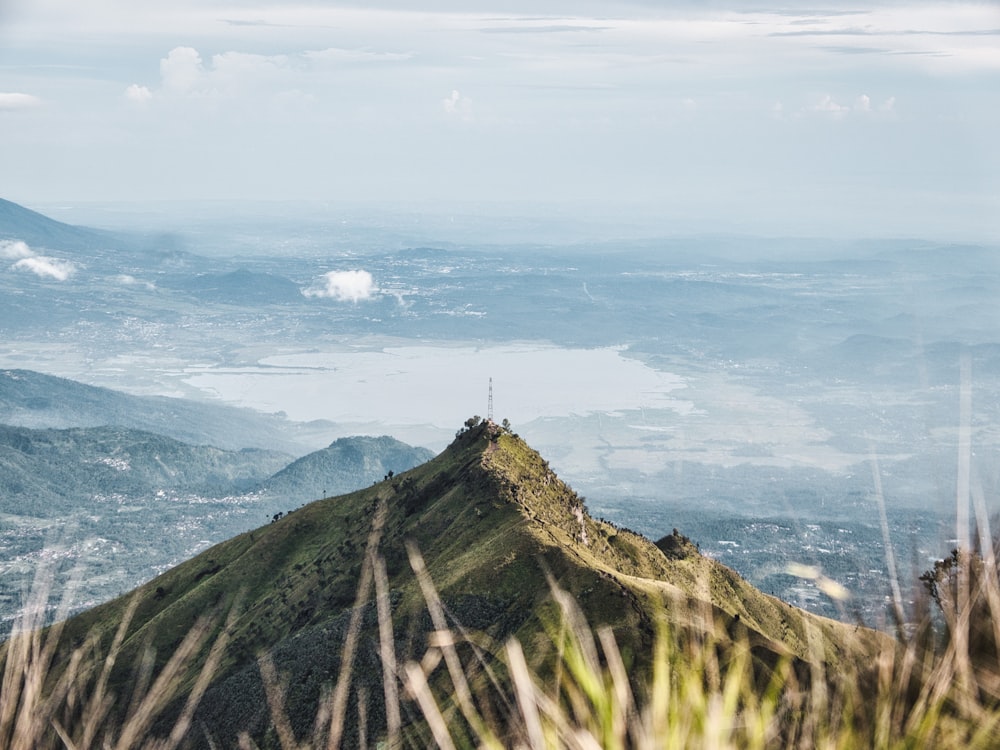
[{"left": 2, "top": 198, "right": 998, "bottom": 624}]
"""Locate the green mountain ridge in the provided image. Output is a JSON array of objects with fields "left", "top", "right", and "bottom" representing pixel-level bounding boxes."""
[
  {"left": 257, "top": 435, "right": 434, "bottom": 500},
  {"left": 0, "top": 423, "right": 435, "bottom": 519},
  {"left": 0, "top": 424, "right": 291, "bottom": 518},
  {"left": 0, "top": 426, "right": 433, "bottom": 636},
  {"left": 31, "top": 420, "right": 883, "bottom": 747}
]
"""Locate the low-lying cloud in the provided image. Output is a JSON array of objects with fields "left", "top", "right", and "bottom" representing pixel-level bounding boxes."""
[
  {"left": 2, "top": 239, "right": 77, "bottom": 280},
  {"left": 13, "top": 256, "right": 77, "bottom": 281},
  {"left": 117, "top": 274, "right": 156, "bottom": 290},
  {"left": 303, "top": 270, "right": 377, "bottom": 302},
  {"left": 0, "top": 240, "right": 34, "bottom": 260}
]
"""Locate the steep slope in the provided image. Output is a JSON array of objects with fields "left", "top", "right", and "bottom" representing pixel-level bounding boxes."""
[
  {"left": 0, "top": 198, "right": 113, "bottom": 251},
  {"left": 0, "top": 197, "right": 194, "bottom": 269},
  {"left": 32, "top": 421, "right": 884, "bottom": 747}
]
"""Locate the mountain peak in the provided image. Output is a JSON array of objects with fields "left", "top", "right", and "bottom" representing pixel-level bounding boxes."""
[
  {"left": 474, "top": 420, "right": 591, "bottom": 539},
  {"left": 18, "top": 419, "right": 884, "bottom": 748}
]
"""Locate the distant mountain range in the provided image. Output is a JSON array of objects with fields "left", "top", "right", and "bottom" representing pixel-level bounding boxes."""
[
  {"left": 0, "top": 198, "right": 115, "bottom": 252},
  {"left": 29, "top": 421, "right": 882, "bottom": 747},
  {"left": 0, "top": 420, "right": 432, "bottom": 521},
  {"left": 0, "top": 423, "right": 290, "bottom": 518},
  {"left": 258, "top": 434, "right": 433, "bottom": 500},
  {"left": 0, "top": 369, "right": 434, "bottom": 634},
  {"left": 0, "top": 197, "right": 195, "bottom": 272},
  {"left": 0, "top": 368, "right": 320, "bottom": 453},
  {"left": 0, "top": 198, "right": 309, "bottom": 331}
]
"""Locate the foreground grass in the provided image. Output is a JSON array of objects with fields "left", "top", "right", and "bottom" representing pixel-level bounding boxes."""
[{"left": 5, "top": 536, "right": 1000, "bottom": 750}]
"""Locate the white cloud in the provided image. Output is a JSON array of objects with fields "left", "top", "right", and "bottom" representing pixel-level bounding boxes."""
[
  {"left": 0, "top": 240, "right": 34, "bottom": 259},
  {"left": 0, "top": 93, "right": 41, "bottom": 111},
  {"left": 0, "top": 2, "right": 993, "bottom": 236},
  {"left": 124, "top": 84, "right": 153, "bottom": 103},
  {"left": 443, "top": 89, "right": 473, "bottom": 121},
  {"left": 146, "top": 44, "right": 410, "bottom": 103},
  {"left": 160, "top": 46, "right": 205, "bottom": 93},
  {"left": 4, "top": 240, "right": 77, "bottom": 281},
  {"left": 117, "top": 274, "right": 156, "bottom": 290},
  {"left": 803, "top": 92, "right": 897, "bottom": 119},
  {"left": 852, "top": 94, "right": 897, "bottom": 118},
  {"left": 303, "top": 270, "right": 377, "bottom": 301},
  {"left": 210, "top": 50, "right": 290, "bottom": 87},
  {"left": 811, "top": 94, "right": 850, "bottom": 118},
  {"left": 12, "top": 256, "right": 77, "bottom": 281},
  {"left": 143, "top": 46, "right": 389, "bottom": 102}
]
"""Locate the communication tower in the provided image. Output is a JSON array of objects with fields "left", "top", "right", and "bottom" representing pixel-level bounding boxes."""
[{"left": 488, "top": 377, "right": 494, "bottom": 422}]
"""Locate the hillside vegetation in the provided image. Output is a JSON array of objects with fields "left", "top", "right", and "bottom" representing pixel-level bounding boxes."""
[
  {"left": 0, "top": 424, "right": 432, "bottom": 637},
  {"left": 0, "top": 420, "right": 906, "bottom": 748}
]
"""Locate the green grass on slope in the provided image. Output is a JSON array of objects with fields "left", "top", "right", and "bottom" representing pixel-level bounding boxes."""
[{"left": 9, "top": 420, "right": 890, "bottom": 747}]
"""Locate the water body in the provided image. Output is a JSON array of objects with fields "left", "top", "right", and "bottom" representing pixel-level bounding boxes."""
[{"left": 183, "top": 343, "right": 693, "bottom": 450}]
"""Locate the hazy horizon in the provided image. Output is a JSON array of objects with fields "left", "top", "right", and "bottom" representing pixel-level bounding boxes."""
[
  {"left": 1, "top": 1, "right": 998, "bottom": 240},
  {"left": 1, "top": 1, "right": 999, "bottom": 623}
]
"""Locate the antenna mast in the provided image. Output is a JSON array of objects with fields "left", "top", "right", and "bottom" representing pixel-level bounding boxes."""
[{"left": 487, "top": 377, "right": 494, "bottom": 422}]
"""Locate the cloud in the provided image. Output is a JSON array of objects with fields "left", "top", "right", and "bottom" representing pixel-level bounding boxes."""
[
  {"left": 4, "top": 240, "right": 77, "bottom": 280},
  {"left": 151, "top": 46, "right": 292, "bottom": 99},
  {"left": 443, "top": 89, "right": 473, "bottom": 121},
  {"left": 211, "top": 50, "right": 290, "bottom": 82},
  {"left": 160, "top": 46, "right": 205, "bottom": 93},
  {"left": 117, "top": 274, "right": 156, "bottom": 290},
  {"left": 12, "top": 256, "right": 77, "bottom": 281},
  {"left": 804, "top": 93, "right": 895, "bottom": 119},
  {"left": 124, "top": 84, "right": 153, "bottom": 103},
  {"left": 0, "top": 93, "right": 41, "bottom": 111},
  {"left": 0, "top": 240, "right": 34, "bottom": 259},
  {"left": 811, "top": 94, "right": 851, "bottom": 118},
  {"left": 142, "top": 45, "right": 409, "bottom": 104},
  {"left": 303, "top": 270, "right": 377, "bottom": 301}
]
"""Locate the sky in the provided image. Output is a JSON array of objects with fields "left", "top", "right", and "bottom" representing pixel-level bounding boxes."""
[{"left": 0, "top": 1, "right": 998, "bottom": 238}]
